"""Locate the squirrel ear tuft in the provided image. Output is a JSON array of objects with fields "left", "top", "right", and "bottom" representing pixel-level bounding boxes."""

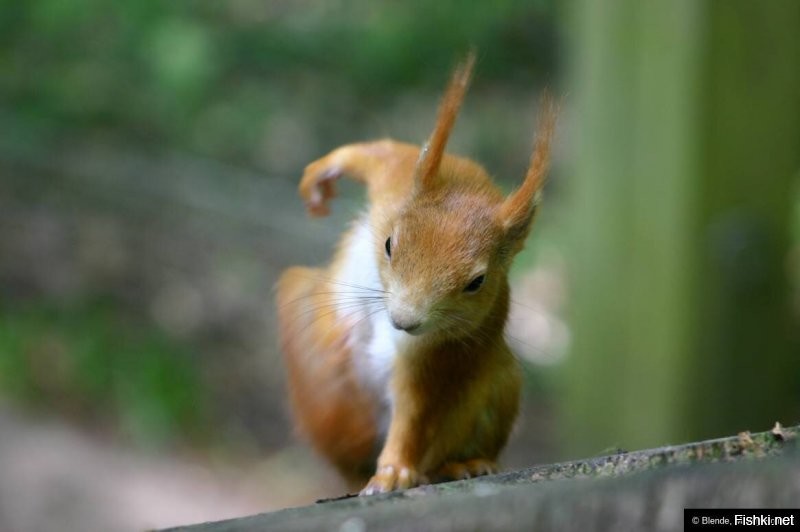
[
  {"left": 499, "top": 91, "right": 559, "bottom": 251},
  {"left": 414, "top": 51, "right": 476, "bottom": 191}
]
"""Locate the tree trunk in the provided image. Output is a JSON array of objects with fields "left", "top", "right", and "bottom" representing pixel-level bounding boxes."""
[{"left": 563, "top": 0, "right": 800, "bottom": 456}]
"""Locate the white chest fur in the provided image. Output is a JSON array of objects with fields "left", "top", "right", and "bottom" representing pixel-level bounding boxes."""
[{"left": 334, "top": 218, "right": 407, "bottom": 405}]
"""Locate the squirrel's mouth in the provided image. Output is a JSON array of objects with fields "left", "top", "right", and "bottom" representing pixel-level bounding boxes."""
[{"left": 401, "top": 324, "right": 428, "bottom": 336}]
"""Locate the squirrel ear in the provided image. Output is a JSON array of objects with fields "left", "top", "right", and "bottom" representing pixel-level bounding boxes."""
[
  {"left": 414, "top": 51, "right": 476, "bottom": 191},
  {"left": 499, "top": 92, "right": 558, "bottom": 251}
]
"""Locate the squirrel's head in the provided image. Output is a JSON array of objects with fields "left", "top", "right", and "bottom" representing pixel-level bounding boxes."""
[{"left": 376, "top": 53, "right": 557, "bottom": 339}]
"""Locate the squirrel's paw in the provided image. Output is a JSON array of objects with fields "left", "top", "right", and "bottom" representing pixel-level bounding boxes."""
[
  {"left": 434, "top": 459, "right": 498, "bottom": 481},
  {"left": 298, "top": 162, "right": 341, "bottom": 217},
  {"left": 360, "top": 464, "right": 427, "bottom": 496}
]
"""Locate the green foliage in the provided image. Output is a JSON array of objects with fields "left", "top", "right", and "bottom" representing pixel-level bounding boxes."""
[
  {"left": 1, "top": 0, "right": 556, "bottom": 164},
  {"left": 0, "top": 300, "right": 208, "bottom": 447}
]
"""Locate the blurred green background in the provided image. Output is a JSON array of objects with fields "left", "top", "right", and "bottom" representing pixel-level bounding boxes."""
[{"left": 0, "top": 0, "right": 798, "bottom": 530}]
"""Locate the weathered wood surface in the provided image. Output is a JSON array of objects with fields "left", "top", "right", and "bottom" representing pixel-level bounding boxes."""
[{"left": 162, "top": 424, "right": 798, "bottom": 531}]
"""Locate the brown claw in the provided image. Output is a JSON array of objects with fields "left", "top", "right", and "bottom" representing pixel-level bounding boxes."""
[
  {"left": 434, "top": 459, "right": 498, "bottom": 482},
  {"left": 360, "top": 465, "right": 426, "bottom": 496}
]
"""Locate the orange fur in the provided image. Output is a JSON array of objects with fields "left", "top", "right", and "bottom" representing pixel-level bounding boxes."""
[
  {"left": 276, "top": 53, "right": 558, "bottom": 495},
  {"left": 276, "top": 266, "right": 380, "bottom": 488}
]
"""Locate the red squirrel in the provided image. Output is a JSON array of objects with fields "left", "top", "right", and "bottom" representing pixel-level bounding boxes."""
[{"left": 276, "top": 53, "right": 557, "bottom": 495}]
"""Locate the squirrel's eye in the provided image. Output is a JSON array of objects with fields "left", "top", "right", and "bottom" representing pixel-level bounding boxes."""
[
  {"left": 464, "top": 274, "right": 485, "bottom": 293},
  {"left": 385, "top": 237, "right": 392, "bottom": 258}
]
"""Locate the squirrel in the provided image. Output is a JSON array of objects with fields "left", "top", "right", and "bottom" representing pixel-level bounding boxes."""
[{"left": 276, "top": 52, "right": 558, "bottom": 496}]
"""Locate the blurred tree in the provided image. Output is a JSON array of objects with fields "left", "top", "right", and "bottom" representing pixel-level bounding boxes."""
[{"left": 564, "top": 0, "right": 800, "bottom": 455}]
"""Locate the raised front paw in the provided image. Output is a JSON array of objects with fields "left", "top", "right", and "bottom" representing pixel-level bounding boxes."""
[
  {"left": 298, "top": 162, "right": 341, "bottom": 217},
  {"left": 360, "top": 464, "right": 427, "bottom": 496},
  {"left": 434, "top": 458, "right": 498, "bottom": 481}
]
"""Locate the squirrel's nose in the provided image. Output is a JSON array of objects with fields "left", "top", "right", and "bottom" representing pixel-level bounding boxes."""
[
  {"left": 390, "top": 316, "right": 421, "bottom": 333},
  {"left": 387, "top": 296, "right": 425, "bottom": 334}
]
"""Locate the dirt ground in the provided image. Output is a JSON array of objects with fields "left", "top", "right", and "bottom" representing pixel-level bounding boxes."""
[{"left": 0, "top": 404, "right": 351, "bottom": 532}]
